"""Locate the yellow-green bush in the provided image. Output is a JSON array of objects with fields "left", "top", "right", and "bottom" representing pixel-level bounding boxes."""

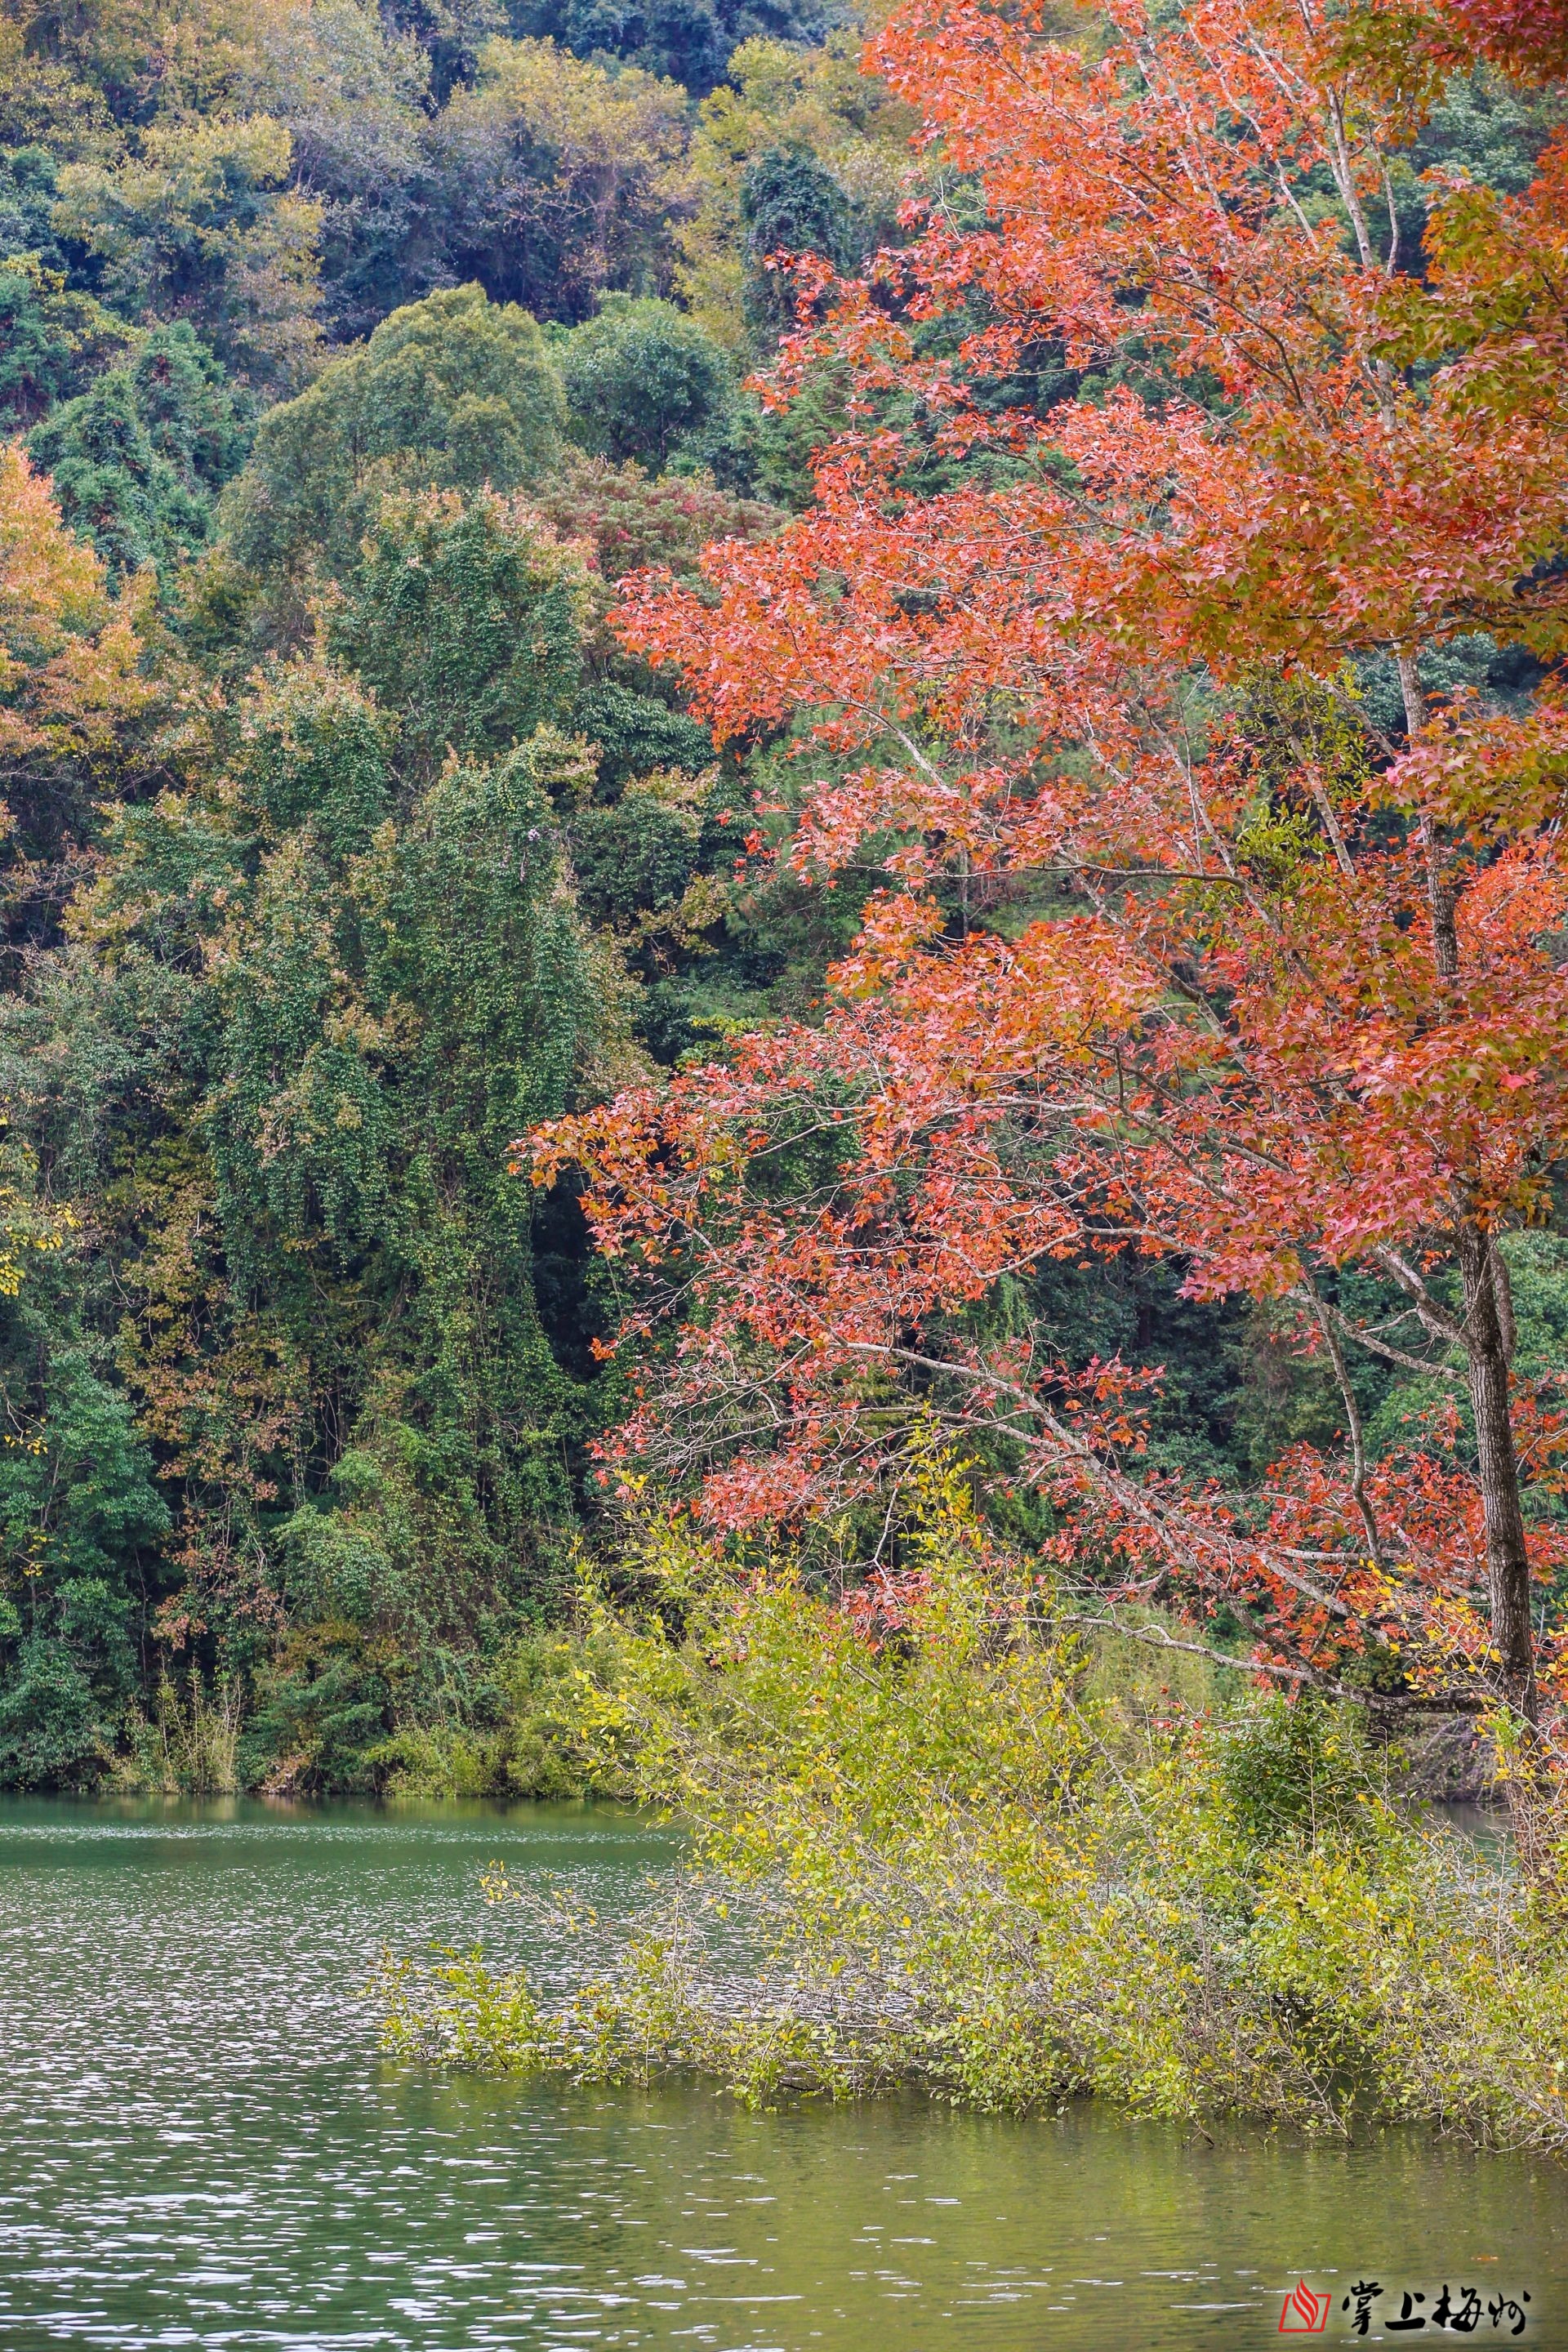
[
  {"left": 370, "top": 1621, "right": 642, "bottom": 1802},
  {"left": 378, "top": 1488, "right": 1568, "bottom": 2149}
]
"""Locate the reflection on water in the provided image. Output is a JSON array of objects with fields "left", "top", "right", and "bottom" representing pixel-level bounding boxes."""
[{"left": 0, "top": 1795, "right": 1561, "bottom": 2349}]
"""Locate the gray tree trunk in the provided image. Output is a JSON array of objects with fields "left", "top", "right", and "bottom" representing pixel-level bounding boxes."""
[
  {"left": 1458, "top": 1222, "right": 1538, "bottom": 1726},
  {"left": 1399, "top": 653, "right": 1540, "bottom": 1739}
]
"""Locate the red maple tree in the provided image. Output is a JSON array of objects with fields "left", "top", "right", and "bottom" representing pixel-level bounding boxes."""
[
  {"left": 528, "top": 0, "right": 1568, "bottom": 1757},
  {"left": 1443, "top": 0, "right": 1568, "bottom": 78}
]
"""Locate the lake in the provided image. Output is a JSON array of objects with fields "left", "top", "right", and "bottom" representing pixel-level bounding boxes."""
[{"left": 0, "top": 1796, "right": 1559, "bottom": 2347}]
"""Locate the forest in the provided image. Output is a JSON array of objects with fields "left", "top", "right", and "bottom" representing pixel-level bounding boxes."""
[
  {"left": 0, "top": 0, "right": 915, "bottom": 1790},
  {"left": 2, "top": 0, "right": 1568, "bottom": 1951}
]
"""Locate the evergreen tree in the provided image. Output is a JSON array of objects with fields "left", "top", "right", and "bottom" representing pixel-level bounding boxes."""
[
  {"left": 739, "top": 140, "right": 855, "bottom": 339},
  {"left": 0, "top": 258, "right": 128, "bottom": 431},
  {"left": 0, "top": 1173, "right": 169, "bottom": 1789},
  {"left": 506, "top": 0, "right": 837, "bottom": 98},
  {"left": 331, "top": 488, "right": 589, "bottom": 784},
  {"left": 221, "top": 284, "right": 565, "bottom": 591},
  {"left": 28, "top": 324, "right": 252, "bottom": 580},
  {"left": 562, "top": 296, "right": 744, "bottom": 474}
]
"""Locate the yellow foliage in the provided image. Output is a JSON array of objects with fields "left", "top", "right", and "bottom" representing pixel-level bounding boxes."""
[
  {"left": 677, "top": 33, "right": 918, "bottom": 351},
  {"left": 3, "top": 0, "right": 318, "bottom": 123},
  {"left": 54, "top": 114, "right": 323, "bottom": 387},
  {"left": 0, "top": 443, "right": 160, "bottom": 772}
]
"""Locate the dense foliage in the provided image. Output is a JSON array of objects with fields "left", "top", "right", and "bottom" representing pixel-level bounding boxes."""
[
  {"left": 537, "top": 0, "right": 1568, "bottom": 1864},
  {"left": 1, "top": 0, "right": 1566, "bottom": 1839},
  {"left": 381, "top": 1496, "right": 1568, "bottom": 2149}
]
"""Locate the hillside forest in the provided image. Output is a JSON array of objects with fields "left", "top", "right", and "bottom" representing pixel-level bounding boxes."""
[{"left": 2, "top": 0, "right": 1567, "bottom": 1814}]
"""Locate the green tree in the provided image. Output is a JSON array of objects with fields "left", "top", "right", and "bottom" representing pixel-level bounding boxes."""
[
  {"left": 244, "top": 0, "right": 438, "bottom": 337},
  {"left": 4, "top": 636, "right": 622, "bottom": 1784},
  {"left": 331, "top": 487, "right": 589, "bottom": 784},
  {"left": 0, "top": 1217, "right": 170, "bottom": 1788},
  {"left": 425, "top": 38, "right": 693, "bottom": 322},
  {"left": 0, "top": 257, "right": 130, "bottom": 430},
  {"left": 381, "top": 0, "right": 504, "bottom": 106},
  {"left": 221, "top": 283, "right": 565, "bottom": 592},
  {"left": 0, "top": 145, "right": 73, "bottom": 271},
  {"left": 51, "top": 114, "right": 324, "bottom": 391},
  {"left": 675, "top": 34, "right": 915, "bottom": 353},
  {"left": 561, "top": 294, "right": 747, "bottom": 476},
  {"left": 198, "top": 677, "right": 609, "bottom": 1715},
  {"left": 506, "top": 0, "right": 833, "bottom": 99},
  {"left": 739, "top": 140, "right": 855, "bottom": 341},
  {"left": 28, "top": 323, "right": 252, "bottom": 579}
]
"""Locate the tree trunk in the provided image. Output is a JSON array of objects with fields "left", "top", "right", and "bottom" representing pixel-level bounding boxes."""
[
  {"left": 1457, "top": 1219, "right": 1539, "bottom": 1727},
  {"left": 1401, "top": 652, "right": 1542, "bottom": 1758}
]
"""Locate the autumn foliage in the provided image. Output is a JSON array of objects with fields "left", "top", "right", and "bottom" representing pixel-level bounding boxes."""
[
  {"left": 530, "top": 0, "right": 1568, "bottom": 1755},
  {"left": 1444, "top": 0, "right": 1568, "bottom": 78},
  {"left": 0, "top": 443, "right": 167, "bottom": 951}
]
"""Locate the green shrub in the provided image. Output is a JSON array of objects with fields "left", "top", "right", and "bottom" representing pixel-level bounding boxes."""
[
  {"left": 1217, "top": 1695, "right": 1378, "bottom": 1850},
  {"left": 370, "top": 1624, "right": 641, "bottom": 1801},
  {"left": 0, "top": 1636, "right": 108, "bottom": 1787},
  {"left": 378, "top": 1498, "right": 1568, "bottom": 2149}
]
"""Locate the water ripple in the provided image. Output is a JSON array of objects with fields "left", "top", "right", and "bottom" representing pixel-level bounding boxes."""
[{"left": 0, "top": 1796, "right": 1561, "bottom": 2350}]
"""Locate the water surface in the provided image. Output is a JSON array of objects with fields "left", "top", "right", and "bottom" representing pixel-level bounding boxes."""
[{"left": 0, "top": 1796, "right": 1561, "bottom": 2348}]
